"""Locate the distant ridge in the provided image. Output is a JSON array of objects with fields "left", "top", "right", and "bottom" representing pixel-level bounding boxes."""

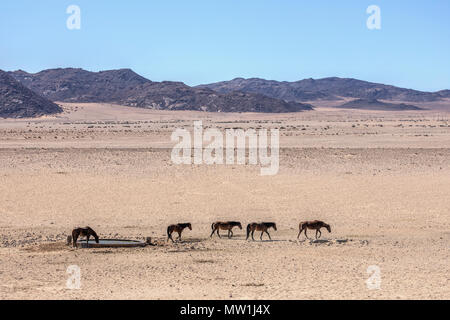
[
  {"left": 8, "top": 69, "right": 313, "bottom": 113},
  {"left": 0, "top": 70, "right": 62, "bottom": 118},
  {"left": 197, "top": 77, "right": 450, "bottom": 103},
  {"left": 336, "top": 98, "right": 424, "bottom": 111}
]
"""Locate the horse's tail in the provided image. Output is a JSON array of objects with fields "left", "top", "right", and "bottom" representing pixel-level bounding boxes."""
[
  {"left": 246, "top": 224, "right": 251, "bottom": 240},
  {"left": 211, "top": 222, "right": 216, "bottom": 230},
  {"left": 167, "top": 226, "right": 171, "bottom": 239}
]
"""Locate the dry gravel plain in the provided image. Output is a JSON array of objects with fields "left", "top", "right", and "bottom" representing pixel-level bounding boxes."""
[{"left": 0, "top": 102, "right": 449, "bottom": 299}]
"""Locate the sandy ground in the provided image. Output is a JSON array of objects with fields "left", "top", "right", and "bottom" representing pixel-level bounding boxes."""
[{"left": 0, "top": 102, "right": 449, "bottom": 300}]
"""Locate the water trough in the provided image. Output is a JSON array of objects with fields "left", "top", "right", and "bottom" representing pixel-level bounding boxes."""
[{"left": 76, "top": 239, "right": 148, "bottom": 248}]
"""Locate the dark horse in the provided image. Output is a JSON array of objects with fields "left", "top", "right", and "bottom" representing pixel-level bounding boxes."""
[
  {"left": 246, "top": 222, "right": 277, "bottom": 241},
  {"left": 167, "top": 223, "right": 192, "bottom": 242},
  {"left": 210, "top": 221, "right": 242, "bottom": 238},
  {"left": 297, "top": 220, "right": 331, "bottom": 239},
  {"left": 72, "top": 227, "right": 99, "bottom": 248}
]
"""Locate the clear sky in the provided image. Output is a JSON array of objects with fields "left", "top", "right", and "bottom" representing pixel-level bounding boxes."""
[{"left": 1, "top": 0, "right": 449, "bottom": 91}]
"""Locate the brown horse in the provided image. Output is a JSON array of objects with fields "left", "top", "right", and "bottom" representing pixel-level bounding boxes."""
[
  {"left": 167, "top": 223, "right": 192, "bottom": 242},
  {"left": 72, "top": 227, "right": 99, "bottom": 248},
  {"left": 297, "top": 220, "right": 331, "bottom": 239},
  {"left": 246, "top": 222, "right": 277, "bottom": 241},
  {"left": 210, "top": 221, "right": 242, "bottom": 238}
]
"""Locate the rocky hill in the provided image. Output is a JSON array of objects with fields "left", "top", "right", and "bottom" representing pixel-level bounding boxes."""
[
  {"left": 336, "top": 98, "right": 424, "bottom": 111},
  {"left": 0, "top": 70, "right": 62, "bottom": 118}
]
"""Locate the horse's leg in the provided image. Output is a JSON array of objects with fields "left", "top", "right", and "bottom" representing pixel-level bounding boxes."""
[
  {"left": 229, "top": 229, "right": 233, "bottom": 238},
  {"left": 217, "top": 229, "right": 221, "bottom": 238},
  {"left": 251, "top": 230, "right": 255, "bottom": 241},
  {"left": 177, "top": 231, "right": 182, "bottom": 241},
  {"left": 297, "top": 228, "right": 303, "bottom": 239},
  {"left": 73, "top": 233, "right": 78, "bottom": 248},
  {"left": 318, "top": 229, "right": 322, "bottom": 238},
  {"left": 210, "top": 227, "right": 215, "bottom": 238},
  {"left": 305, "top": 229, "right": 309, "bottom": 239},
  {"left": 86, "top": 235, "right": 90, "bottom": 248},
  {"left": 260, "top": 231, "right": 264, "bottom": 240},
  {"left": 266, "top": 231, "right": 272, "bottom": 240}
]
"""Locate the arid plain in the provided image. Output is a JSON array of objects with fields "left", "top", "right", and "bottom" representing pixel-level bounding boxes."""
[{"left": 0, "top": 101, "right": 449, "bottom": 299}]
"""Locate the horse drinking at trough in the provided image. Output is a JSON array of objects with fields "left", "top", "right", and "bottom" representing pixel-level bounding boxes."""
[{"left": 71, "top": 227, "right": 100, "bottom": 248}]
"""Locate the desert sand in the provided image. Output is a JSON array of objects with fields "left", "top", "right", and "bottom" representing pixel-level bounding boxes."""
[{"left": 0, "top": 102, "right": 449, "bottom": 299}]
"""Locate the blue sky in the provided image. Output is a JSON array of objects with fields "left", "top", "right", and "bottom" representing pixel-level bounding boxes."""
[{"left": 1, "top": 0, "right": 449, "bottom": 91}]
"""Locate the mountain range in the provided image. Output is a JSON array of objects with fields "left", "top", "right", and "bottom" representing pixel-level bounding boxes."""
[
  {"left": 7, "top": 68, "right": 313, "bottom": 114},
  {"left": 1, "top": 67, "right": 449, "bottom": 118}
]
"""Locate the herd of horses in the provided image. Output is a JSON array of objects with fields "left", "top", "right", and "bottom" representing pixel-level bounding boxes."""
[{"left": 71, "top": 220, "right": 331, "bottom": 247}]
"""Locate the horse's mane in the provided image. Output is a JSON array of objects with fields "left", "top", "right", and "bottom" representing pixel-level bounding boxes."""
[
  {"left": 262, "top": 222, "right": 276, "bottom": 227},
  {"left": 178, "top": 223, "right": 191, "bottom": 228}
]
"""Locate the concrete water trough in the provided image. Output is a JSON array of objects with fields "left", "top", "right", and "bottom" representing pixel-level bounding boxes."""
[{"left": 75, "top": 239, "right": 148, "bottom": 248}]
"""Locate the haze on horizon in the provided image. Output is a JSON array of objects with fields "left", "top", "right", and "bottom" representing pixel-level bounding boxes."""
[{"left": 1, "top": 0, "right": 449, "bottom": 92}]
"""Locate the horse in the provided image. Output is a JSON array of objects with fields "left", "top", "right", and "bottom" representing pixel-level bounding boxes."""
[
  {"left": 210, "top": 221, "right": 242, "bottom": 238},
  {"left": 246, "top": 222, "right": 277, "bottom": 241},
  {"left": 167, "top": 223, "right": 192, "bottom": 242},
  {"left": 297, "top": 220, "right": 331, "bottom": 239},
  {"left": 72, "top": 227, "right": 99, "bottom": 248}
]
